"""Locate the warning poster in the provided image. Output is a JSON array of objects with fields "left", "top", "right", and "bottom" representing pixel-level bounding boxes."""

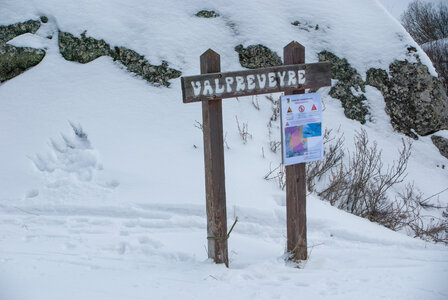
[{"left": 281, "top": 93, "right": 323, "bottom": 166}]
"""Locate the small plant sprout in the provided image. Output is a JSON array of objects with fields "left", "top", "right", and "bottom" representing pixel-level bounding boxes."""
[
  {"left": 252, "top": 95, "right": 260, "bottom": 110},
  {"left": 235, "top": 116, "right": 252, "bottom": 144}
]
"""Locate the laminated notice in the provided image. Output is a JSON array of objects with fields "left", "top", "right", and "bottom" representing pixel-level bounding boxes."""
[{"left": 281, "top": 93, "right": 323, "bottom": 166}]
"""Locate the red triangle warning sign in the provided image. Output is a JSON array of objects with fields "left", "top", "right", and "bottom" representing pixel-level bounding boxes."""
[
  {"left": 286, "top": 122, "right": 289, "bottom": 126},
  {"left": 311, "top": 104, "right": 317, "bottom": 111}
]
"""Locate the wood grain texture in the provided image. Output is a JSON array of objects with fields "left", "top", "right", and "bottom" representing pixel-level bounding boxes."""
[
  {"left": 284, "top": 41, "right": 308, "bottom": 261},
  {"left": 182, "top": 62, "right": 330, "bottom": 103},
  {"left": 200, "top": 49, "right": 229, "bottom": 267}
]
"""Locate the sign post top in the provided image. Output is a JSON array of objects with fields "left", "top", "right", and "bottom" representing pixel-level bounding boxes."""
[
  {"left": 200, "top": 49, "right": 220, "bottom": 74},
  {"left": 284, "top": 41, "right": 305, "bottom": 50},
  {"left": 201, "top": 48, "right": 220, "bottom": 58},
  {"left": 284, "top": 41, "right": 305, "bottom": 65}
]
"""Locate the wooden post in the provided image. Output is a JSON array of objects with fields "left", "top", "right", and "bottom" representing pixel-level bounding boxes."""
[
  {"left": 200, "top": 49, "right": 229, "bottom": 267},
  {"left": 283, "top": 41, "right": 307, "bottom": 261}
]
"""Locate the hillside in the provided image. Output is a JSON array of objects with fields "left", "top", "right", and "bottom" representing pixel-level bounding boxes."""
[{"left": 1, "top": 0, "right": 448, "bottom": 299}]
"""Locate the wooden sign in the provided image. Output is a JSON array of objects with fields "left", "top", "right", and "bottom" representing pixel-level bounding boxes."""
[
  {"left": 182, "top": 41, "right": 331, "bottom": 267},
  {"left": 181, "top": 62, "right": 331, "bottom": 103}
]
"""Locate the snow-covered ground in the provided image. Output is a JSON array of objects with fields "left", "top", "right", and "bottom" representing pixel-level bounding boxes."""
[
  {"left": 1, "top": 0, "right": 447, "bottom": 299},
  {"left": 2, "top": 197, "right": 447, "bottom": 300}
]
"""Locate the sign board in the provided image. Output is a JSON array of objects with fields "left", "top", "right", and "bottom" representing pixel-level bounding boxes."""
[
  {"left": 182, "top": 42, "right": 332, "bottom": 266},
  {"left": 181, "top": 62, "right": 331, "bottom": 103},
  {"left": 281, "top": 93, "right": 323, "bottom": 166}
]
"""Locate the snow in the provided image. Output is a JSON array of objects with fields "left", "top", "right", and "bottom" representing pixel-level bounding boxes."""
[
  {"left": 422, "top": 38, "right": 448, "bottom": 52},
  {"left": 1, "top": 0, "right": 448, "bottom": 299}
]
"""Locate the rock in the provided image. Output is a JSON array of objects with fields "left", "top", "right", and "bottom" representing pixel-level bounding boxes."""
[
  {"left": 195, "top": 10, "right": 220, "bottom": 18},
  {"left": 58, "top": 31, "right": 111, "bottom": 64},
  {"left": 235, "top": 44, "right": 282, "bottom": 69},
  {"left": 0, "top": 22, "right": 181, "bottom": 86},
  {"left": 58, "top": 31, "right": 181, "bottom": 86},
  {"left": 58, "top": 31, "right": 180, "bottom": 86},
  {"left": 110, "top": 46, "right": 181, "bottom": 87},
  {"left": 0, "top": 19, "right": 41, "bottom": 43},
  {"left": 366, "top": 61, "right": 448, "bottom": 138},
  {"left": 0, "top": 44, "right": 45, "bottom": 82},
  {"left": 431, "top": 135, "right": 448, "bottom": 159},
  {"left": 291, "top": 20, "right": 319, "bottom": 32},
  {"left": 328, "top": 82, "right": 369, "bottom": 124},
  {"left": 319, "top": 51, "right": 364, "bottom": 88},
  {"left": 365, "top": 68, "right": 389, "bottom": 93},
  {"left": 318, "top": 51, "right": 368, "bottom": 123},
  {"left": 0, "top": 19, "right": 45, "bottom": 82}
]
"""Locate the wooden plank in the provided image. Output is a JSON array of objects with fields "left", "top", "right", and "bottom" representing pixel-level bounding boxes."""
[
  {"left": 182, "top": 62, "right": 331, "bottom": 103},
  {"left": 200, "top": 49, "right": 229, "bottom": 267},
  {"left": 284, "top": 41, "right": 308, "bottom": 261}
]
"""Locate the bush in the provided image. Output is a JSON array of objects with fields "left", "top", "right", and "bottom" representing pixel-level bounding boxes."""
[
  {"left": 306, "top": 128, "right": 344, "bottom": 193},
  {"left": 308, "top": 129, "right": 447, "bottom": 244},
  {"left": 317, "top": 130, "right": 412, "bottom": 220},
  {"left": 401, "top": 1, "right": 448, "bottom": 45},
  {"left": 401, "top": 1, "right": 448, "bottom": 87},
  {"left": 421, "top": 39, "right": 448, "bottom": 88}
]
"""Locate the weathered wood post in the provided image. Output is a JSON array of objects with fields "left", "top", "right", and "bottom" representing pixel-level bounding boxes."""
[
  {"left": 284, "top": 41, "right": 307, "bottom": 261},
  {"left": 200, "top": 49, "right": 229, "bottom": 267}
]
